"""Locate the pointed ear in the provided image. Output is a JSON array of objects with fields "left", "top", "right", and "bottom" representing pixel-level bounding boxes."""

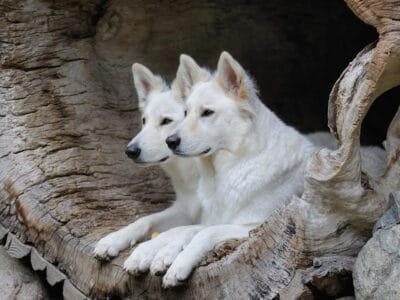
[
  {"left": 132, "top": 63, "right": 164, "bottom": 109},
  {"left": 172, "top": 54, "right": 209, "bottom": 100},
  {"left": 216, "top": 51, "right": 251, "bottom": 100}
]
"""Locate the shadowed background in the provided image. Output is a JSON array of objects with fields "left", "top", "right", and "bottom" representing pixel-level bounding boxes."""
[
  {"left": 0, "top": 0, "right": 398, "bottom": 297},
  {"left": 94, "top": 0, "right": 398, "bottom": 146}
]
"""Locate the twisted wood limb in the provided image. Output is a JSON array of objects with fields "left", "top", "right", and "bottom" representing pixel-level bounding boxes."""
[{"left": 0, "top": 0, "right": 399, "bottom": 298}]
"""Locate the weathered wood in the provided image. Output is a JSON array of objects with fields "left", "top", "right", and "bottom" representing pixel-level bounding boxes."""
[
  {"left": 46, "top": 262, "right": 67, "bottom": 286},
  {"left": 0, "top": 226, "right": 8, "bottom": 243},
  {"left": 0, "top": 0, "right": 399, "bottom": 298},
  {"left": 0, "top": 245, "right": 50, "bottom": 300},
  {"left": 281, "top": 256, "right": 355, "bottom": 299},
  {"left": 0, "top": 225, "right": 89, "bottom": 300},
  {"left": 5, "top": 234, "right": 31, "bottom": 259},
  {"left": 383, "top": 108, "right": 400, "bottom": 190},
  {"left": 63, "top": 280, "right": 89, "bottom": 300},
  {"left": 295, "top": 0, "right": 400, "bottom": 296},
  {"left": 31, "top": 248, "right": 48, "bottom": 271}
]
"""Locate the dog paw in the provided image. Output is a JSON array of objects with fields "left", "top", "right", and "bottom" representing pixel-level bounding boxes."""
[
  {"left": 162, "top": 261, "right": 192, "bottom": 288},
  {"left": 94, "top": 232, "right": 134, "bottom": 260},
  {"left": 150, "top": 244, "right": 182, "bottom": 276},
  {"left": 123, "top": 242, "right": 158, "bottom": 275}
]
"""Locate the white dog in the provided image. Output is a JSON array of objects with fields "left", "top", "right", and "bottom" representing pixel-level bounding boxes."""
[
  {"left": 160, "top": 52, "right": 317, "bottom": 287},
  {"left": 161, "top": 52, "right": 388, "bottom": 287},
  {"left": 94, "top": 64, "right": 209, "bottom": 276},
  {"left": 95, "top": 53, "right": 386, "bottom": 289}
]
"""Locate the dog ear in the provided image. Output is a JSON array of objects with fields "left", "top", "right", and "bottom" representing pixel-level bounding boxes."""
[
  {"left": 173, "top": 54, "right": 209, "bottom": 100},
  {"left": 132, "top": 63, "right": 164, "bottom": 109},
  {"left": 216, "top": 51, "right": 251, "bottom": 100}
]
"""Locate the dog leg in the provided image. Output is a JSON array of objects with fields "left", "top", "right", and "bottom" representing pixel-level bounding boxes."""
[
  {"left": 94, "top": 203, "right": 193, "bottom": 260},
  {"left": 123, "top": 225, "right": 204, "bottom": 275},
  {"left": 150, "top": 225, "right": 205, "bottom": 276},
  {"left": 162, "top": 224, "right": 256, "bottom": 288}
]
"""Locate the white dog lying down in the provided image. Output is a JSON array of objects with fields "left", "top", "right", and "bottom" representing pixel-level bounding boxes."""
[
  {"left": 94, "top": 52, "right": 386, "bottom": 288},
  {"left": 163, "top": 53, "right": 385, "bottom": 287},
  {"left": 159, "top": 53, "right": 319, "bottom": 286},
  {"left": 94, "top": 64, "right": 206, "bottom": 277}
]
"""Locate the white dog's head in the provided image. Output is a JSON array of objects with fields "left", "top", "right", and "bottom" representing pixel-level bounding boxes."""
[
  {"left": 126, "top": 63, "right": 186, "bottom": 165},
  {"left": 166, "top": 52, "right": 257, "bottom": 157}
]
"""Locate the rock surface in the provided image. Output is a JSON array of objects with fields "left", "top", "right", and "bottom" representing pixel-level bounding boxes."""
[
  {"left": 0, "top": 246, "right": 49, "bottom": 300},
  {"left": 353, "top": 225, "right": 400, "bottom": 299}
]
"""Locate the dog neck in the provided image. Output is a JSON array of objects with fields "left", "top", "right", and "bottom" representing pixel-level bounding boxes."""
[
  {"left": 161, "top": 156, "right": 198, "bottom": 194},
  {"left": 212, "top": 96, "right": 311, "bottom": 173}
]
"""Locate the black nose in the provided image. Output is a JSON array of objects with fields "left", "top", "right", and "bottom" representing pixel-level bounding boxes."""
[
  {"left": 166, "top": 134, "right": 181, "bottom": 150},
  {"left": 125, "top": 144, "right": 141, "bottom": 159}
]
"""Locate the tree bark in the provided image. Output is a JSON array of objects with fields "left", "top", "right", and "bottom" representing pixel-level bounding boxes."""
[{"left": 0, "top": 0, "right": 399, "bottom": 299}]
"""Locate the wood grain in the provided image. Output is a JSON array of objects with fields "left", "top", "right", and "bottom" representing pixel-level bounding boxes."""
[
  {"left": 1, "top": 225, "right": 87, "bottom": 300},
  {"left": 5, "top": 234, "right": 31, "bottom": 259},
  {"left": 0, "top": 0, "right": 399, "bottom": 298}
]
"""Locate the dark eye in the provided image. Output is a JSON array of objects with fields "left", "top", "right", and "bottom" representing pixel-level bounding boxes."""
[
  {"left": 160, "top": 118, "right": 173, "bottom": 126},
  {"left": 184, "top": 110, "right": 187, "bottom": 117},
  {"left": 142, "top": 118, "right": 146, "bottom": 125},
  {"left": 201, "top": 109, "right": 214, "bottom": 117}
]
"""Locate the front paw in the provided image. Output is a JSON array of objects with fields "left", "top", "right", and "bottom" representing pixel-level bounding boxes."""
[
  {"left": 150, "top": 244, "right": 182, "bottom": 276},
  {"left": 123, "top": 243, "right": 157, "bottom": 275},
  {"left": 94, "top": 232, "right": 135, "bottom": 260},
  {"left": 162, "top": 260, "right": 193, "bottom": 288}
]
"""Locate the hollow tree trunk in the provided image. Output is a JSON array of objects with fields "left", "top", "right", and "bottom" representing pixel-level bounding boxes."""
[{"left": 0, "top": 0, "right": 399, "bottom": 299}]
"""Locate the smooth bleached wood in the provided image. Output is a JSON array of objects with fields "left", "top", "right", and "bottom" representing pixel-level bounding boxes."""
[
  {"left": 0, "top": 0, "right": 399, "bottom": 298},
  {"left": 5, "top": 234, "right": 31, "bottom": 259}
]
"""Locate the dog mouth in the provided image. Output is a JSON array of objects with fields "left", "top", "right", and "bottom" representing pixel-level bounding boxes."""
[
  {"left": 201, "top": 148, "right": 211, "bottom": 154},
  {"left": 173, "top": 147, "right": 211, "bottom": 157},
  {"left": 159, "top": 156, "right": 169, "bottom": 162},
  {"left": 132, "top": 156, "right": 169, "bottom": 165}
]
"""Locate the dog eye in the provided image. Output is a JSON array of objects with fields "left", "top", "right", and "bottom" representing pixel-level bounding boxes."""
[
  {"left": 160, "top": 118, "right": 173, "bottom": 126},
  {"left": 184, "top": 110, "right": 187, "bottom": 117},
  {"left": 142, "top": 118, "right": 146, "bottom": 125},
  {"left": 201, "top": 109, "right": 214, "bottom": 117}
]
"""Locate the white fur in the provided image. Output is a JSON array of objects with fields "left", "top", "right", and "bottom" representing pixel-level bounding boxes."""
[
  {"left": 162, "top": 52, "right": 317, "bottom": 286},
  {"left": 162, "top": 224, "right": 253, "bottom": 288},
  {"left": 123, "top": 225, "right": 205, "bottom": 275},
  {"left": 94, "top": 64, "right": 202, "bottom": 265},
  {"left": 172, "top": 52, "right": 316, "bottom": 224},
  {"left": 306, "top": 131, "right": 337, "bottom": 150},
  {"left": 95, "top": 55, "right": 386, "bottom": 288}
]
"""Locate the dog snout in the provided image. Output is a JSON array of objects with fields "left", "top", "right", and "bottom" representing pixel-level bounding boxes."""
[
  {"left": 125, "top": 144, "right": 141, "bottom": 160},
  {"left": 166, "top": 134, "right": 181, "bottom": 150}
]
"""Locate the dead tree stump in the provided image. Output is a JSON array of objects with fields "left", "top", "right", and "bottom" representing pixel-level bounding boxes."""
[{"left": 0, "top": 0, "right": 399, "bottom": 298}]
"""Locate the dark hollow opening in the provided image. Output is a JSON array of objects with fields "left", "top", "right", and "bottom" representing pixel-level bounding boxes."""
[
  {"left": 97, "top": 0, "right": 395, "bottom": 146},
  {"left": 361, "top": 87, "right": 400, "bottom": 146}
]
